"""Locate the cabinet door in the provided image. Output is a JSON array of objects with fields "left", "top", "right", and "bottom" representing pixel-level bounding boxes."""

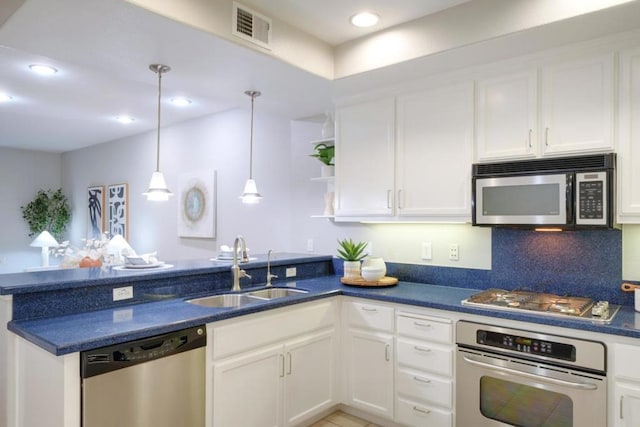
[
  {"left": 344, "top": 329, "right": 394, "bottom": 419},
  {"left": 396, "top": 82, "right": 473, "bottom": 219},
  {"left": 476, "top": 70, "right": 538, "bottom": 161},
  {"left": 284, "top": 329, "right": 336, "bottom": 426},
  {"left": 541, "top": 53, "right": 614, "bottom": 155},
  {"left": 335, "top": 98, "right": 395, "bottom": 217},
  {"left": 618, "top": 47, "right": 640, "bottom": 222},
  {"left": 614, "top": 383, "right": 640, "bottom": 427},
  {"left": 213, "top": 344, "right": 283, "bottom": 427}
]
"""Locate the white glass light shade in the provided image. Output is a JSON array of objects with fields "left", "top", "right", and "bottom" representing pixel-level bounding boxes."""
[
  {"left": 30, "top": 230, "right": 59, "bottom": 267},
  {"left": 240, "top": 179, "right": 262, "bottom": 204},
  {"left": 143, "top": 171, "right": 173, "bottom": 201}
]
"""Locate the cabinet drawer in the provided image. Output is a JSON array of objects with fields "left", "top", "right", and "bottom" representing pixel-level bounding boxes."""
[
  {"left": 396, "top": 368, "right": 453, "bottom": 408},
  {"left": 346, "top": 301, "right": 394, "bottom": 332},
  {"left": 397, "top": 338, "right": 452, "bottom": 376},
  {"left": 397, "top": 313, "right": 452, "bottom": 344},
  {"left": 396, "top": 397, "right": 452, "bottom": 427}
]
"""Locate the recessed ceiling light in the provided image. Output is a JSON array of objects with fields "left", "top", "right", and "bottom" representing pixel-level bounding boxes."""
[
  {"left": 115, "top": 116, "right": 135, "bottom": 124},
  {"left": 28, "top": 64, "right": 58, "bottom": 75},
  {"left": 0, "top": 93, "right": 13, "bottom": 102},
  {"left": 170, "top": 97, "right": 192, "bottom": 106},
  {"left": 350, "top": 11, "right": 379, "bottom": 28}
]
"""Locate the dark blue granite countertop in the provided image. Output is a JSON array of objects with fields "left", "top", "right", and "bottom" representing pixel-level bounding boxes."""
[{"left": 8, "top": 276, "right": 640, "bottom": 356}]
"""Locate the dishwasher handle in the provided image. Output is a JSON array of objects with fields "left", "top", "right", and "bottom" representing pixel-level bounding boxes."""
[{"left": 81, "top": 325, "right": 206, "bottom": 378}]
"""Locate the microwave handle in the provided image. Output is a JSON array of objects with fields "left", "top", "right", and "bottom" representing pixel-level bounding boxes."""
[
  {"left": 566, "top": 173, "right": 574, "bottom": 224},
  {"left": 462, "top": 355, "right": 598, "bottom": 390}
]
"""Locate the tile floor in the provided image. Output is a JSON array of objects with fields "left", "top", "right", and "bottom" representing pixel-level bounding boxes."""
[{"left": 308, "top": 410, "right": 381, "bottom": 427}]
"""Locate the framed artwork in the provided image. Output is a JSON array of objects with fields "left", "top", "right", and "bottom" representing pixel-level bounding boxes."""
[
  {"left": 108, "top": 183, "right": 129, "bottom": 240},
  {"left": 178, "top": 170, "right": 216, "bottom": 238},
  {"left": 87, "top": 185, "right": 105, "bottom": 239}
]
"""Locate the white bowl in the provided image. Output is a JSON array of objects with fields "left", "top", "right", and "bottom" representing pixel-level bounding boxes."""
[{"left": 361, "top": 266, "right": 385, "bottom": 281}]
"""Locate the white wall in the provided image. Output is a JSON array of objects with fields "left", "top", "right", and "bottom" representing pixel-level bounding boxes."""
[
  {"left": 0, "top": 147, "right": 62, "bottom": 273},
  {"left": 61, "top": 107, "right": 293, "bottom": 262}
]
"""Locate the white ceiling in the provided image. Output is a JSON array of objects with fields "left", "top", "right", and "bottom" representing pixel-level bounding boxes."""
[
  {"left": 0, "top": 0, "right": 472, "bottom": 153},
  {"left": 239, "top": 0, "right": 471, "bottom": 45},
  {"left": 0, "top": 0, "right": 637, "bottom": 153}
]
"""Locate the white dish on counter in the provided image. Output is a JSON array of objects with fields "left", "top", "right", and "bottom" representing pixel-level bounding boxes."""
[{"left": 114, "top": 262, "right": 173, "bottom": 270}]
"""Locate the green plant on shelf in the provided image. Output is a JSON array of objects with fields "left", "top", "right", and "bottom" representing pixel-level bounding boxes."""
[{"left": 310, "top": 143, "right": 335, "bottom": 166}]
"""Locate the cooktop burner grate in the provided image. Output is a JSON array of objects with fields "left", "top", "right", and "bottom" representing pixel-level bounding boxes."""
[{"left": 463, "top": 288, "right": 619, "bottom": 323}]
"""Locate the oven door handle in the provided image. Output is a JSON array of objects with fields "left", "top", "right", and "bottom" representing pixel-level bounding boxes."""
[{"left": 462, "top": 355, "right": 599, "bottom": 391}]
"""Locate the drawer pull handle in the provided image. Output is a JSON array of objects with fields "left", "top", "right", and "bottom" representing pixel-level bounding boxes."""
[
  {"left": 413, "top": 322, "right": 432, "bottom": 328},
  {"left": 361, "top": 307, "right": 378, "bottom": 312},
  {"left": 413, "top": 406, "right": 431, "bottom": 415},
  {"left": 385, "top": 344, "right": 390, "bottom": 362},
  {"left": 414, "top": 346, "right": 431, "bottom": 352},
  {"left": 413, "top": 376, "right": 431, "bottom": 384}
]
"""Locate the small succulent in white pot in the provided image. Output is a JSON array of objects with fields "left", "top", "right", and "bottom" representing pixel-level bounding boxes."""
[{"left": 337, "top": 238, "right": 368, "bottom": 279}]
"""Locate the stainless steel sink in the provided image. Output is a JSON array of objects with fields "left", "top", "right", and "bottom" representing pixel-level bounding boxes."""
[
  {"left": 246, "top": 288, "right": 309, "bottom": 299},
  {"left": 186, "top": 288, "right": 309, "bottom": 308},
  {"left": 187, "top": 293, "right": 259, "bottom": 308}
]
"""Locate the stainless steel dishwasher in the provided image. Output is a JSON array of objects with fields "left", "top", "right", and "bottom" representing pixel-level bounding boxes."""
[{"left": 81, "top": 325, "right": 206, "bottom": 427}]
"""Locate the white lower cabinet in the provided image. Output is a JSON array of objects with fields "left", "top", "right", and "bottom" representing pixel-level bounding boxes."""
[
  {"left": 612, "top": 343, "right": 640, "bottom": 427},
  {"left": 395, "top": 310, "right": 454, "bottom": 427},
  {"left": 344, "top": 328, "right": 394, "bottom": 418},
  {"left": 211, "top": 300, "right": 338, "bottom": 427},
  {"left": 343, "top": 300, "right": 395, "bottom": 419}
]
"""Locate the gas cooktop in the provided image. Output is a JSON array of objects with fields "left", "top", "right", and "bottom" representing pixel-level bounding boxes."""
[{"left": 462, "top": 288, "right": 620, "bottom": 323}]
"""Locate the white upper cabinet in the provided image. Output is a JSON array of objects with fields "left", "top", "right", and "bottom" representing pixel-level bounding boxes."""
[
  {"left": 334, "top": 97, "right": 395, "bottom": 218},
  {"left": 396, "top": 82, "right": 473, "bottom": 219},
  {"left": 541, "top": 53, "right": 615, "bottom": 156},
  {"left": 475, "top": 53, "right": 615, "bottom": 162},
  {"left": 617, "top": 47, "right": 640, "bottom": 223},
  {"left": 335, "top": 83, "right": 473, "bottom": 222},
  {"left": 476, "top": 70, "right": 538, "bottom": 161}
]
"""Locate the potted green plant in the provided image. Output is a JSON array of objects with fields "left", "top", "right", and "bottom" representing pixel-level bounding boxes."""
[
  {"left": 337, "top": 238, "right": 368, "bottom": 279},
  {"left": 21, "top": 189, "right": 71, "bottom": 241},
  {"left": 310, "top": 143, "right": 335, "bottom": 177}
]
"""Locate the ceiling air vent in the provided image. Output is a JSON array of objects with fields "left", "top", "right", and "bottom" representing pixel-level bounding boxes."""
[{"left": 232, "top": 2, "right": 271, "bottom": 50}]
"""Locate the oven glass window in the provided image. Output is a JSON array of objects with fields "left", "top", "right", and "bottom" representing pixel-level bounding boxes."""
[{"left": 480, "top": 376, "right": 573, "bottom": 427}]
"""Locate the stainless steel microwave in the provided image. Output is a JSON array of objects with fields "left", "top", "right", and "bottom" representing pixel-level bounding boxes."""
[{"left": 472, "top": 154, "right": 616, "bottom": 229}]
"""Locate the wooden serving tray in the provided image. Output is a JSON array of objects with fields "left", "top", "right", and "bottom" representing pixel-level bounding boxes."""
[{"left": 340, "top": 276, "right": 398, "bottom": 287}]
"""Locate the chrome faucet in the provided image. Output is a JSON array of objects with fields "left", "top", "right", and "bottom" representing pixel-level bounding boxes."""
[
  {"left": 266, "top": 249, "right": 278, "bottom": 287},
  {"left": 231, "top": 235, "right": 251, "bottom": 291}
]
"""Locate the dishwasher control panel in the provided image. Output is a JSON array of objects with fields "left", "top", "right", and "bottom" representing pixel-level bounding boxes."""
[{"left": 81, "top": 325, "right": 206, "bottom": 378}]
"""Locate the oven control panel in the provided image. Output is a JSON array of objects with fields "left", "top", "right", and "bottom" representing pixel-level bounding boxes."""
[{"left": 477, "top": 330, "right": 576, "bottom": 362}]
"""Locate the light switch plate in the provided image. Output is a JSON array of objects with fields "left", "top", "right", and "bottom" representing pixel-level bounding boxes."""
[{"left": 286, "top": 267, "right": 297, "bottom": 278}]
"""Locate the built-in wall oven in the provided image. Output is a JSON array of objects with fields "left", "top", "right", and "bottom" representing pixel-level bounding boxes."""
[{"left": 456, "top": 321, "right": 607, "bottom": 427}]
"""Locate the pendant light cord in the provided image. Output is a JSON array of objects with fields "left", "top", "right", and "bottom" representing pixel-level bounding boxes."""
[
  {"left": 245, "top": 90, "right": 261, "bottom": 180},
  {"left": 156, "top": 68, "right": 163, "bottom": 172}
]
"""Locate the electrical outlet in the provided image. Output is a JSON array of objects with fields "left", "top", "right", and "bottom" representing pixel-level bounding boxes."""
[
  {"left": 421, "top": 242, "right": 432, "bottom": 260},
  {"left": 113, "top": 286, "right": 133, "bottom": 301},
  {"left": 306, "top": 238, "right": 314, "bottom": 252},
  {"left": 286, "top": 267, "right": 297, "bottom": 278},
  {"left": 449, "top": 244, "right": 459, "bottom": 261}
]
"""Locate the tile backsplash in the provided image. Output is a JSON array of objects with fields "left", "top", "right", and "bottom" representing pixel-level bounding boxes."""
[{"left": 378, "top": 228, "right": 633, "bottom": 305}]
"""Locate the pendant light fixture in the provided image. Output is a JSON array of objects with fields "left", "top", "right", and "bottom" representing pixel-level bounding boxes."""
[
  {"left": 240, "top": 90, "right": 263, "bottom": 204},
  {"left": 143, "top": 64, "right": 173, "bottom": 202}
]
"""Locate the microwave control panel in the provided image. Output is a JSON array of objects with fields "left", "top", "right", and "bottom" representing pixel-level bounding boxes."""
[{"left": 576, "top": 171, "right": 607, "bottom": 225}]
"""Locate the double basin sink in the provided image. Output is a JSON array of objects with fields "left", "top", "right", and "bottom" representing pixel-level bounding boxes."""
[{"left": 187, "top": 287, "right": 309, "bottom": 308}]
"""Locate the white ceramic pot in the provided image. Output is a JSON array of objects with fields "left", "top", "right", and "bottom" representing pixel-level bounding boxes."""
[
  {"left": 635, "top": 289, "right": 640, "bottom": 312},
  {"left": 361, "top": 266, "right": 385, "bottom": 282},
  {"left": 343, "top": 260, "right": 361, "bottom": 279},
  {"left": 320, "top": 164, "right": 334, "bottom": 177},
  {"left": 362, "top": 257, "right": 386, "bottom": 276}
]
